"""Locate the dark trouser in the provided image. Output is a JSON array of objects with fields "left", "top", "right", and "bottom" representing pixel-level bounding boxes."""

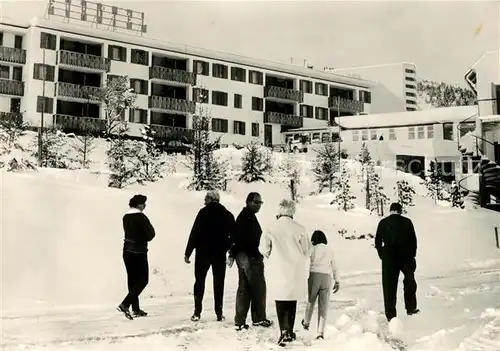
[
  {"left": 275, "top": 301, "right": 297, "bottom": 333},
  {"left": 234, "top": 252, "right": 267, "bottom": 325},
  {"left": 121, "top": 250, "right": 149, "bottom": 312},
  {"left": 193, "top": 253, "right": 227, "bottom": 317},
  {"left": 382, "top": 257, "right": 417, "bottom": 321}
]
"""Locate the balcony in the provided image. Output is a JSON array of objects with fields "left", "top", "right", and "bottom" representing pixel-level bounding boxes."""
[
  {"left": 149, "top": 95, "right": 196, "bottom": 114},
  {"left": 0, "top": 79, "right": 24, "bottom": 96},
  {"left": 149, "top": 66, "right": 197, "bottom": 86},
  {"left": 264, "top": 111, "right": 303, "bottom": 128},
  {"left": 58, "top": 50, "right": 110, "bottom": 72},
  {"left": 264, "top": 86, "right": 304, "bottom": 103},
  {"left": 53, "top": 114, "right": 106, "bottom": 133},
  {"left": 55, "top": 82, "right": 101, "bottom": 102},
  {"left": 328, "top": 96, "right": 364, "bottom": 113},
  {"left": 0, "top": 46, "right": 26, "bottom": 64},
  {"left": 150, "top": 124, "right": 194, "bottom": 142}
]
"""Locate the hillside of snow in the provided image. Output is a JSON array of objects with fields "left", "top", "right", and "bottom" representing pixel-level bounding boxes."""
[{"left": 2, "top": 133, "right": 500, "bottom": 351}]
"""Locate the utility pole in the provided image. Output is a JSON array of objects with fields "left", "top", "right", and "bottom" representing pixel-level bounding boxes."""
[
  {"left": 37, "top": 48, "right": 46, "bottom": 166},
  {"left": 337, "top": 98, "right": 341, "bottom": 171}
]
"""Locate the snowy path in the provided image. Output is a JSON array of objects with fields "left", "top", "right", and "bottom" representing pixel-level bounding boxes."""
[{"left": 2, "top": 267, "right": 500, "bottom": 351}]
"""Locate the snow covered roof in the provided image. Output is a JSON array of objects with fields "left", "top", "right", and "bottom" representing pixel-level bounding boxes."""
[
  {"left": 478, "top": 115, "right": 500, "bottom": 122},
  {"left": 338, "top": 106, "right": 478, "bottom": 130}
]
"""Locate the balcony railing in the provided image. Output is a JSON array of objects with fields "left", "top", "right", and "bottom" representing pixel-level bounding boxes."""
[
  {"left": 150, "top": 124, "right": 194, "bottom": 142},
  {"left": 58, "top": 50, "right": 110, "bottom": 72},
  {"left": 53, "top": 114, "right": 106, "bottom": 133},
  {"left": 264, "top": 86, "right": 304, "bottom": 103},
  {"left": 149, "top": 95, "right": 196, "bottom": 114},
  {"left": 0, "top": 46, "right": 26, "bottom": 64},
  {"left": 328, "top": 96, "right": 364, "bottom": 113},
  {"left": 264, "top": 111, "right": 303, "bottom": 128},
  {"left": 0, "top": 79, "right": 24, "bottom": 96},
  {"left": 149, "top": 66, "right": 197, "bottom": 86},
  {"left": 56, "top": 82, "right": 101, "bottom": 101}
]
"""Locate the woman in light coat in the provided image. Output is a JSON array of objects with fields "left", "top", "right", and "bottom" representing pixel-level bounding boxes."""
[{"left": 259, "top": 199, "right": 311, "bottom": 346}]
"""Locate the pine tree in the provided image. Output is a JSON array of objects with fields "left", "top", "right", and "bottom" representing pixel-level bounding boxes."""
[
  {"left": 312, "top": 142, "right": 339, "bottom": 193},
  {"left": 449, "top": 181, "right": 465, "bottom": 209},
  {"left": 395, "top": 179, "right": 416, "bottom": 213},
  {"left": 366, "top": 162, "right": 389, "bottom": 215},
  {"left": 106, "top": 139, "right": 142, "bottom": 188},
  {"left": 239, "top": 141, "right": 272, "bottom": 182},
  {"left": 425, "top": 159, "right": 445, "bottom": 202},
  {"left": 136, "top": 125, "right": 166, "bottom": 182},
  {"left": 330, "top": 162, "right": 356, "bottom": 211},
  {"left": 279, "top": 152, "right": 302, "bottom": 202},
  {"left": 0, "top": 112, "right": 28, "bottom": 150},
  {"left": 30, "top": 127, "right": 68, "bottom": 168},
  {"left": 70, "top": 126, "right": 96, "bottom": 169}
]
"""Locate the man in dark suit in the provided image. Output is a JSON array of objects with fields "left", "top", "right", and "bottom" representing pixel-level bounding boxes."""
[
  {"left": 185, "top": 190, "right": 235, "bottom": 322},
  {"left": 375, "top": 202, "right": 419, "bottom": 322}
]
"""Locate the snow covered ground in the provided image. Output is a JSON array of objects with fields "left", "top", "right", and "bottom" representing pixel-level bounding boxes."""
[{"left": 2, "top": 136, "right": 500, "bottom": 351}]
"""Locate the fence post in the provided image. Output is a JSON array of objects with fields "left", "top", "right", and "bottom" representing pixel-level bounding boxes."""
[{"left": 495, "top": 226, "right": 499, "bottom": 249}]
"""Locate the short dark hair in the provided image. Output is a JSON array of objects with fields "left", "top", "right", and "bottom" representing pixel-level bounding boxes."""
[
  {"left": 311, "top": 230, "right": 328, "bottom": 246},
  {"left": 129, "top": 194, "right": 147, "bottom": 208},
  {"left": 246, "top": 192, "right": 261, "bottom": 204},
  {"left": 389, "top": 202, "right": 403, "bottom": 214}
]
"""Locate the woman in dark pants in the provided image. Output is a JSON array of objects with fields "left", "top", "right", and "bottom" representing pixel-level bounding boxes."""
[{"left": 117, "top": 194, "right": 156, "bottom": 320}]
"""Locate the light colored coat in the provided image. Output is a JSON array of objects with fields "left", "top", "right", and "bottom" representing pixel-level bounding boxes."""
[{"left": 259, "top": 216, "right": 312, "bottom": 301}]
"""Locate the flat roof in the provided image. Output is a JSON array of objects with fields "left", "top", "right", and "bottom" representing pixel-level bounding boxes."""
[{"left": 0, "top": 16, "right": 376, "bottom": 89}]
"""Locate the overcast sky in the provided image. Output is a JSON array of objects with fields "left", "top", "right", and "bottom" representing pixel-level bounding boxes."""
[{"left": 1, "top": 0, "right": 499, "bottom": 85}]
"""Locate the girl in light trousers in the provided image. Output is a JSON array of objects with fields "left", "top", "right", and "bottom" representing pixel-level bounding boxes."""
[{"left": 301, "top": 230, "right": 340, "bottom": 339}]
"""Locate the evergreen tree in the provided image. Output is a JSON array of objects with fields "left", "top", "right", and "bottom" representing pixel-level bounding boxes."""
[
  {"left": 239, "top": 141, "right": 272, "bottom": 182},
  {"left": 449, "top": 181, "right": 465, "bottom": 209},
  {"left": 279, "top": 152, "right": 302, "bottom": 202},
  {"left": 425, "top": 159, "right": 445, "bottom": 202},
  {"left": 136, "top": 125, "right": 166, "bottom": 182},
  {"left": 417, "top": 79, "right": 476, "bottom": 108},
  {"left": 70, "top": 124, "right": 96, "bottom": 169},
  {"left": 366, "top": 162, "right": 389, "bottom": 215},
  {"left": 358, "top": 143, "right": 372, "bottom": 183},
  {"left": 106, "top": 139, "right": 142, "bottom": 188},
  {"left": 330, "top": 162, "right": 356, "bottom": 211},
  {"left": 0, "top": 112, "right": 28, "bottom": 150},
  {"left": 395, "top": 179, "right": 416, "bottom": 213},
  {"left": 30, "top": 127, "right": 69, "bottom": 168},
  {"left": 312, "top": 142, "right": 339, "bottom": 193}
]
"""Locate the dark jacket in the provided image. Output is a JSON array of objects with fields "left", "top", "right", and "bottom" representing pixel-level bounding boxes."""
[
  {"left": 123, "top": 209, "right": 156, "bottom": 254},
  {"left": 229, "top": 207, "right": 263, "bottom": 259},
  {"left": 375, "top": 213, "right": 417, "bottom": 262},
  {"left": 185, "top": 202, "right": 235, "bottom": 258}
]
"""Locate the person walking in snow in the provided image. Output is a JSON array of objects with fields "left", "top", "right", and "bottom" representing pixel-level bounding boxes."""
[
  {"left": 184, "top": 190, "right": 235, "bottom": 322},
  {"left": 227, "top": 192, "right": 273, "bottom": 330},
  {"left": 375, "top": 202, "right": 419, "bottom": 322},
  {"left": 301, "top": 230, "right": 340, "bottom": 340},
  {"left": 259, "top": 199, "right": 311, "bottom": 346},
  {"left": 117, "top": 194, "right": 156, "bottom": 320}
]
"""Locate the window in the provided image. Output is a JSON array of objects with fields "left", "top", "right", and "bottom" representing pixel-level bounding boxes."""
[
  {"left": 212, "top": 63, "right": 228, "bottom": 79},
  {"left": 405, "top": 76, "right": 416, "bottom": 82},
  {"left": 352, "top": 130, "right": 359, "bottom": 142},
  {"left": 109, "top": 45, "right": 127, "bottom": 62},
  {"left": 234, "top": 94, "right": 242, "bottom": 109},
  {"left": 233, "top": 121, "right": 246, "bottom": 135},
  {"left": 405, "top": 84, "right": 416, "bottom": 90},
  {"left": 130, "top": 79, "right": 148, "bottom": 95},
  {"left": 471, "top": 156, "right": 481, "bottom": 174},
  {"left": 0, "top": 32, "right": 3, "bottom": 46},
  {"left": 252, "top": 97, "right": 263, "bottom": 111},
  {"left": 36, "top": 96, "right": 53, "bottom": 114},
  {"left": 251, "top": 123, "right": 259, "bottom": 137},
  {"left": 0, "top": 65, "right": 9, "bottom": 79},
  {"left": 107, "top": 74, "right": 123, "bottom": 84},
  {"left": 33, "top": 64, "right": 55, "bottom": 81},
  {"left": 14, "top": 35, "right": 23, "bottom": 49},
  {"left": 405, "top": 68, "right": 415, "bottom": 74},
  {"left": 427, "top": 125, "right": 434, "bottom": 139},
  {"left": 459, "top": 122, "right": 475, "bottom": 138},
  {"left": 361, "top": 130, "right": 368, "bottom": 141},
  {"left": 462, "top": 156, "right": 469, "bottom": 174},
  {"left": 407, "top": 107, "right": 417, "bottom": 111},
  {"left": 12, "top": 67, "right": 22, "bottom": 81},
  {"left": 315, "top": 107, "right": 328, "bottom": 120},
  {"left": 299, "top": 104, "right": 313, "bottom": 118},
  {"left": 389, "top": 128, "right": 396, "bottom": 140},
  {"left": 359, "top": 90, "right": 372, "bottom": 103},
  {"left": 131, "top": 49, "right": 148, "bottom": 65},
  {"left": 212, "top": 118, "right": 228, "bottom": 133},
  {"left": 129, "top": 109, "right": 148, "bottom": 124},
  {"left": 249, "top": 70, "right": 263, "bottom": 85},
  {"left": 442, "top": 123, "right": 454, "bottom": 140},
  {"left": 299, "top": 80, "right": 312, "bottom": 93},
  {"left": 315, "top": 82, "right": 328, "bottom": 96},
  {"left": 212, "top": 91, "right": 228, "bottom": 106},
  {"left": 193, "top": 60, "right": 209, "bottom": 75},
  {"left": 40, "top": 32, "right": 56, "bottom": 50},
  {"left": 370, "top": 130, "right": 377, "bottom": 140},
  {"left": 417, "top": 126, "right": 425, "bottom": 139},
  {"left": 406, "top": 91, "right": 416, "bottom": 97},
  {"left": 406, "top": 100, "right": 417, "bottom": 105},
  {"left": 231, "top": 67, "right": 246, "bottom": 82},
  {"left": 10, "top": 98, "right": 21, "bottom": 113},
  {"left": 408, "top": 127, "right": 415, "bottom": 140},
  {"left": 193, "top": 88, "right": 209, "bottom": 103}
]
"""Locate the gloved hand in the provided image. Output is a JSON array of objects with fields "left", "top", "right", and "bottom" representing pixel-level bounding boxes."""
[
  {"left": 332, "top": 281, "right": 340, "bottom": 294},
  {"left": 184, "top": 255, "right": 191, "bottom": 264}
]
